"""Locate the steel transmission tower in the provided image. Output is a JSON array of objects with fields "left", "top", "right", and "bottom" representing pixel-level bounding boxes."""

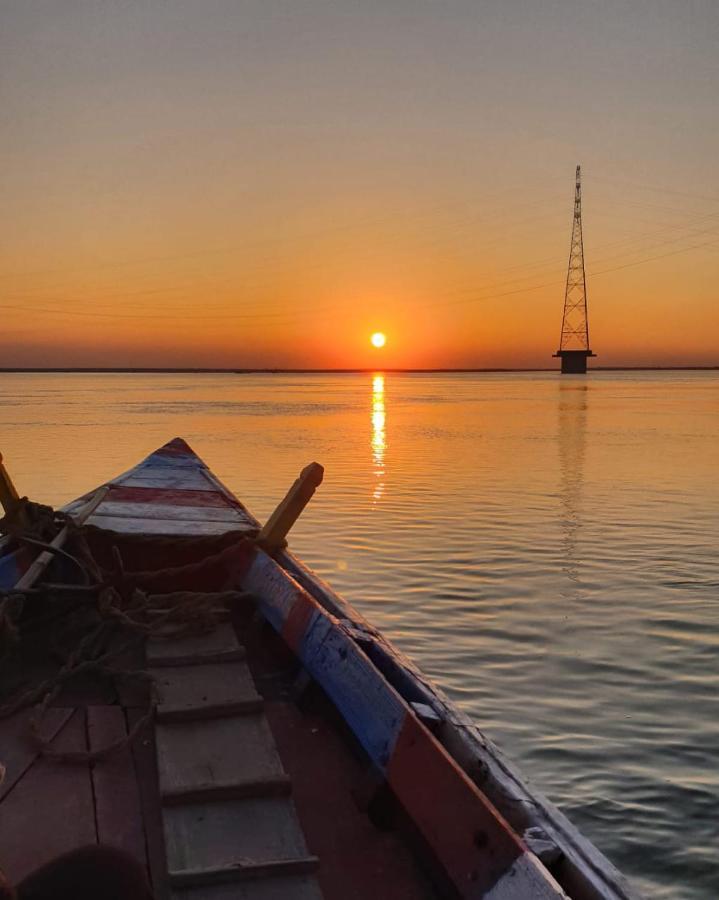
[{"left": 554, "top": 165, "right": 595, "bottom": 373}]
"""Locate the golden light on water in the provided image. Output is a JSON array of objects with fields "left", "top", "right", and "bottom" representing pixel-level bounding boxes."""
[
  {"left": 371, "top": 374, "right": 386, "bottom": 501},
  {"left": 370, "top": 332, "right": 387, "bottom": 348}
]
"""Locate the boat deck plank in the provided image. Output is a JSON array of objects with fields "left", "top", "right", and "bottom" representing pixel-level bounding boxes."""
[
  {"left": 163, "top": 797, "right": 314, "bottom": 874},
  {"left": 0, "top": 707, "right": 74, "bottom": 803},
  {"left": 87, "top": 705, "right": 147, "bottom": 865},
  {"left": 128, "top": 708, "right": 171, "bottom": 900},
  {"left": 0, "top": 709, "right": 96, "bottom": 883},
  {"left": 150, "top": 660, "right": 262, "bottom": 721},
  {"left": 147, "top": 624, "right": 245, "bottom": 667},
  {"left": 156, "top": 714, "right": 287, "bottom": 800},
  {"left": 152, "top": 624, "right": 322, "bottom": 898}
]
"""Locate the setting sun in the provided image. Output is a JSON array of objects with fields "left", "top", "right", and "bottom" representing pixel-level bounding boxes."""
[{"left": 371, "top": 332, "right": 387, "bottom": 348}]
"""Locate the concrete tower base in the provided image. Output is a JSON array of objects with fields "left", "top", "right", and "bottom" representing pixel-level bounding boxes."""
[{"left": 553, "top": 350, "right": 596, "bottom": 374}]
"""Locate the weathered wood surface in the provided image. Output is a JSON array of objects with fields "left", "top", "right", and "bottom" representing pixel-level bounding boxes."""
[
  {"left": 89, "top": 502, "right": 249, "bottom": 523},
  {"left": 128, "top": 708, "right": 171, "bottom": 900},
  {"left": 86, "top": 515, "right": 248, "bottom": 536},
  {"left": 144, "top": 597, "right": 322, "bottom": 898},
  {"left": 0, "top": 707, "right": 74, "bottom": 803},
  {"left": 163, "top": 798, "right": 315, "bottom": 876},
  {"left": 171, "top": 874, "right": 323, "bottom": 900},
  {"left": 257, "top": 463, "right": 324, "bottom": 552},
  {"left": 151, "top": 661, "right": 262, "bottom": 722},
  {"left": 0, "top": 709, "right": 96, "bottom": 883},
  {"left": 156, "top": 714, "right": 288, "bottom": 801},
  {"left": 65, "top": 487, "right": 240, "bottom": 512},
  {"left": 87, "top": 705, "right": 146, "bottom": 864},
  {"left": 147, "top": 624, "right": 245, "bottom": 667},
  {"left": 120, "top": 468, "right": 213, "bottom": 491}
]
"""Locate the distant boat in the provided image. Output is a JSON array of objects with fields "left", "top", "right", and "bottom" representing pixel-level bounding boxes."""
[{"left": 0, "top": 439, "right": 640, "bottom": 899}]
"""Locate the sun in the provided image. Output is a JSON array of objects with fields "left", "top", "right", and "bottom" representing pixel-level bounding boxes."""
[{"left": 370, "top": 332, "right": 386, "bottom": 348}]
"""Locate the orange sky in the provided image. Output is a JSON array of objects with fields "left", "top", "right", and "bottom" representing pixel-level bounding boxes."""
[{"left": 1, "top": 2, "right": 717, "bottom": 368}]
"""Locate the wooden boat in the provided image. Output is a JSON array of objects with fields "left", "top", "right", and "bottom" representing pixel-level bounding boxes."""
[{"left": 0, "top": 438, "right": 640, "bottom": 900}]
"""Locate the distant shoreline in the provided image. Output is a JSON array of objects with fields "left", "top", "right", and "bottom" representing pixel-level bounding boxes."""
[{"left": 1, "top": 367, "right": 717, "bottom": 374}]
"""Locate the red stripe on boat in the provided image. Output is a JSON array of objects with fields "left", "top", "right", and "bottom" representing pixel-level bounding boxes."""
[
  {"left": 107, "top": 486, "right": 240, "bottom": 509},
  {"left": 281, "top": 593, "right": 317, "bottom": 651},
  {"left": 386, "top": 713, "right": 522, "bottom": 895},
  {"left": 153, "top": 437, "right": 197, "bottom": 458}
]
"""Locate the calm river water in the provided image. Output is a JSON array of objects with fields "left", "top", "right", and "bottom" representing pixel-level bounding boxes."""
[{"left": 1, "top": 371, "right": 717, "bottom": 898}]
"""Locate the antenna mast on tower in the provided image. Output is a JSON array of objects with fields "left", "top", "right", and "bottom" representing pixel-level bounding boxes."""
[{"left": 554, "top": 165, "right": 595, "bottom": 373}]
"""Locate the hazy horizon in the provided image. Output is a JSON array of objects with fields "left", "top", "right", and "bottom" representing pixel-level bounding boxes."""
[{"left": 2, "top": 2, "right": 717, "bottom": 368}]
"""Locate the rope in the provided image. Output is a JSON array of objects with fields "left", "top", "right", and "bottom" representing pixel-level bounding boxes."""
[
  {"left": 0, "top": 497, "right": 68, "bottom": 542},
  {"left": 0, "top": 520, "right": 257, "bottom": 765}
]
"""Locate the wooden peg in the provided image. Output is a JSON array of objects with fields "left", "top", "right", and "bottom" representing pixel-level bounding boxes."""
[
  {"left": 257, "top": 463, "right": 324, "bottom": 552},
  {"left": 0, "top": 452, "right": 20, "bottom": 516}
]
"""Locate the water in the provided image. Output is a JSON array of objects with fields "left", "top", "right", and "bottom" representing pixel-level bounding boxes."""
[{"left": 1, "top": 370, "right": 717, "bottom": 898}]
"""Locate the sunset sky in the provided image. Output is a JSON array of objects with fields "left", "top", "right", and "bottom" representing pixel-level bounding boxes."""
[{"left": 1, "top": 1, "right": 717, "bottom": 368}]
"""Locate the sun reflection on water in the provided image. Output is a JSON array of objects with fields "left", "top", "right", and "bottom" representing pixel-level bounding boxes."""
[{"left": 371, "top": 374, "right": 386, "bottom": 501}]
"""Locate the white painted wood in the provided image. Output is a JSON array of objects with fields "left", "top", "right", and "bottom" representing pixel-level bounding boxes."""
[
  {"left": 199, "top": 469, "right": 259, "bottom": 524},
  {"left": 85, "top": 516, "right": 251, "bottom": 536},
  {"left": 119, "top": 468, "right": 212, "bottom": 490},
  {"left": 90, "top": 502, "right": 250, "bottom": 524}
]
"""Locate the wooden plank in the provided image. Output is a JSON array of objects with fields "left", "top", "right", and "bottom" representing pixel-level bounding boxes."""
[
  {"left": 169, "top": 858, "right": 319, "bottom": 888},
  {"left": 90, "top": 502, "right": 250, "bottom": 524},
  {"left": 156, "top": 715, "right": 287, "bottom": 800},
  {"left": 135, "top": 456, "right": 205, "bottom": 469},
  {"left": 128, "top": 708, "right": 171, "bottom": 900},
  {"left": 66, "top": 487, "right": 238, "bottom": 512},
  {"left": 257, "top": 463, "right": 324, "bottom": 552},
  {"left": 147, "top": 624, "right": 245, "bottom": 667},
  {"left": 171, "top": 874, "right": 323, "bottom": 900},
  {"left": 85, "top": 515, "right": 246, "bottom": 536},
  {"left": 163, "top": 797, "right": 314, "bottom": 874},
  {"left": 151, "top": 661, "right": 262, "bottom": 722},
  {"left": 0, "top": 708, "right": 96, "bottom": 883},
  {"left": 0, "top": 707, "right": 74, "bottom": 803},
  {"left": 87, "top": 705, "right": 147, "bottom": 865},
  {"left": 119, "top": 469, "right": 214, "bottom": 490},
  {"left": 387, "top": 713, "right": 527, "bottom": 897}
]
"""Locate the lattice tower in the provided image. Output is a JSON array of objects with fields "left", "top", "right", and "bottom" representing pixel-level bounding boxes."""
[{"left": 559, "top": 165, "right": 590, "bottom": 351}]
